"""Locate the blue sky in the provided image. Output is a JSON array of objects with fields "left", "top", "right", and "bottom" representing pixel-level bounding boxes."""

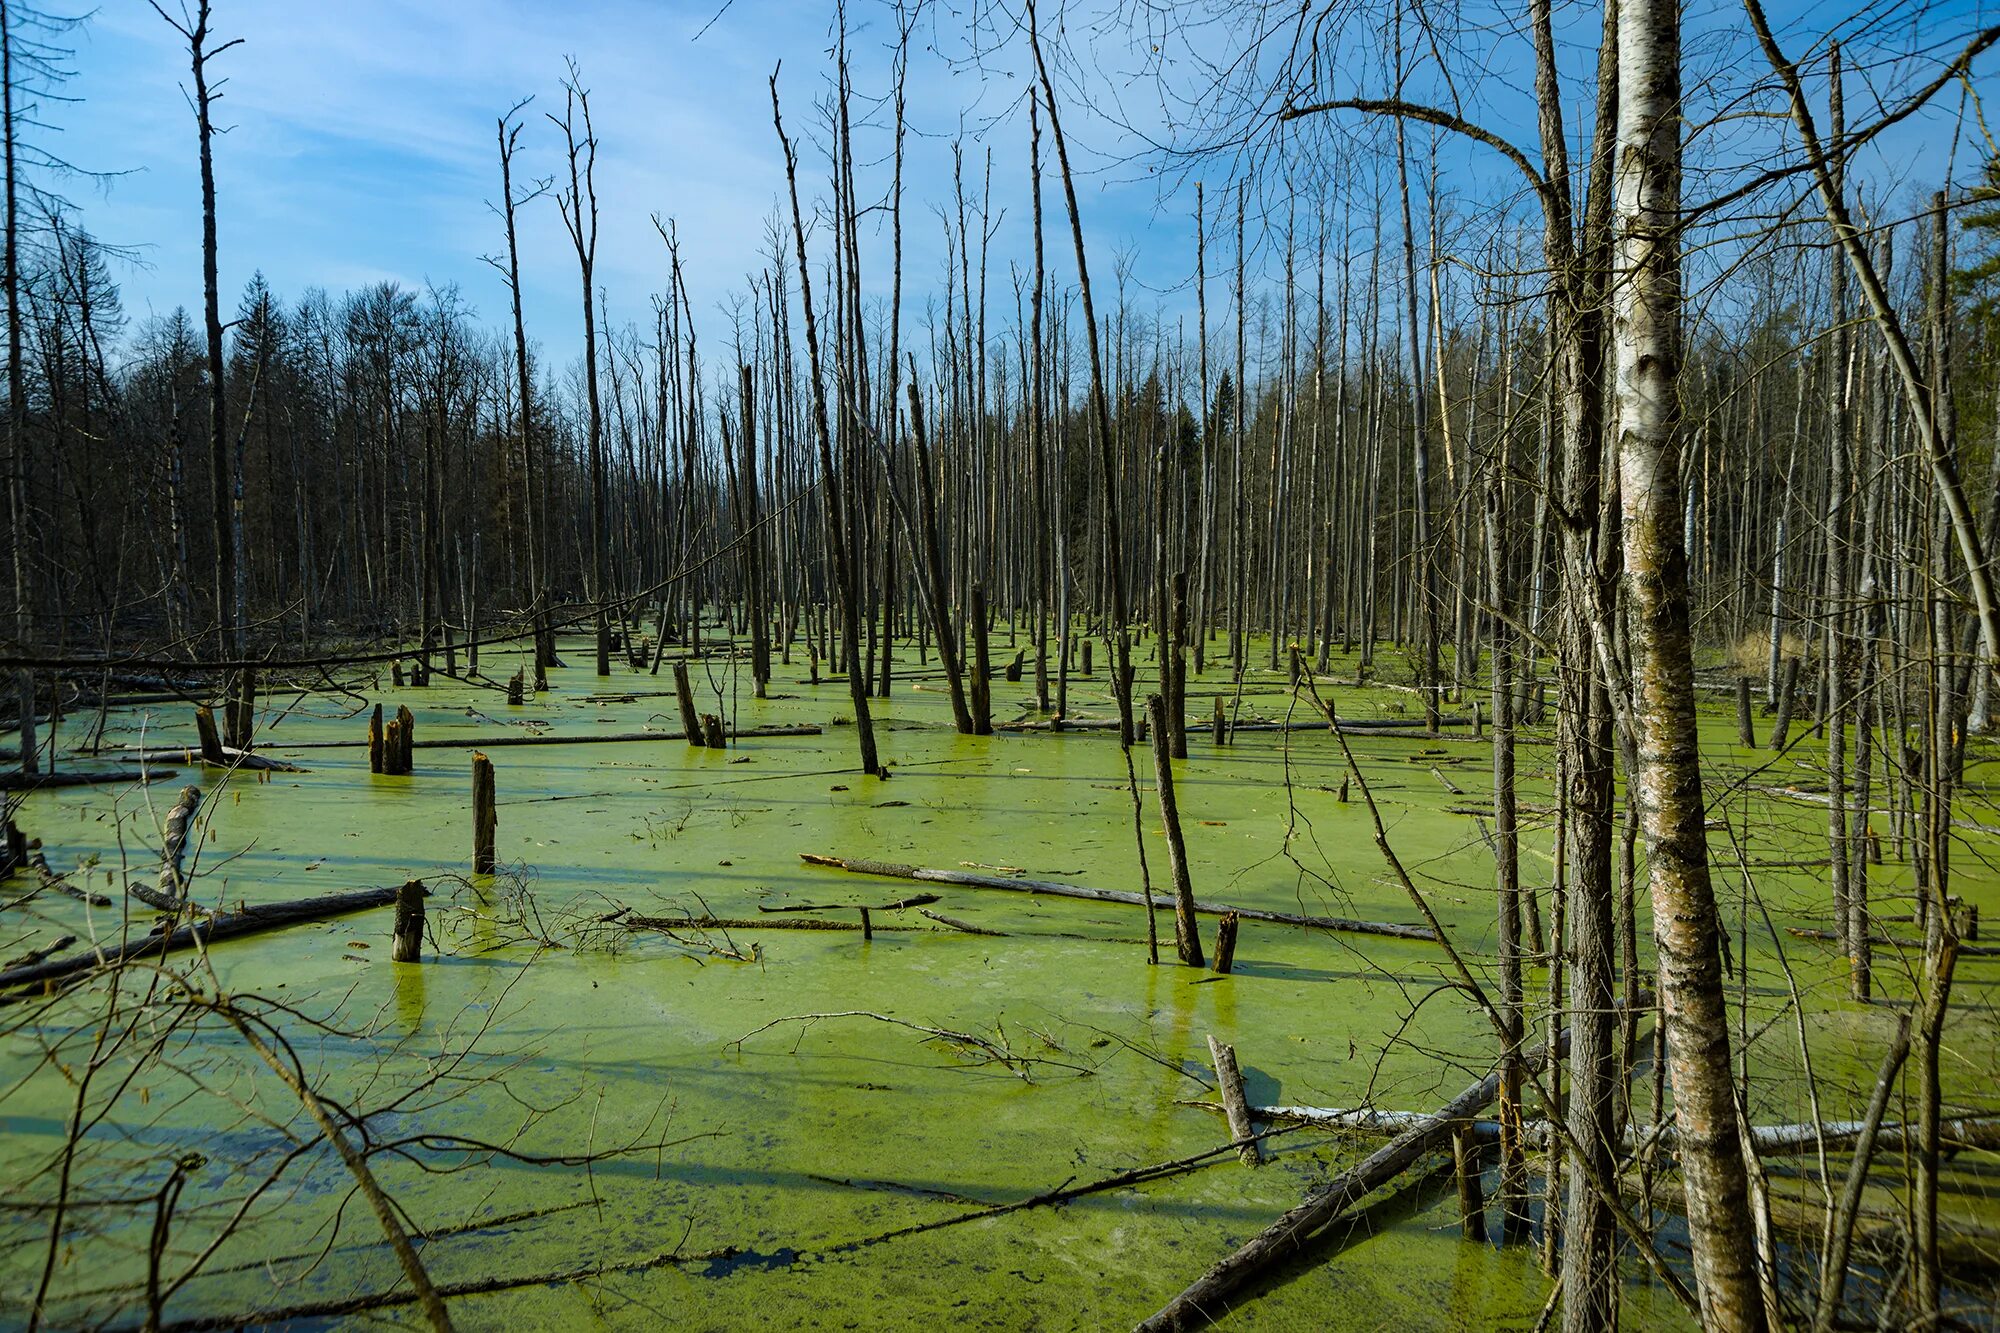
[{"left": 47, "top": 0, "right": 2000, "bottom": 376}]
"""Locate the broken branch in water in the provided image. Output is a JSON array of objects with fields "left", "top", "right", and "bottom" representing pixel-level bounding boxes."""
[
  {"left": 799, "top": 854, "right": 1434, "bottom": 941},
  {"left": 725, "top": 1010, "right": 1097, "bottom": 1081}
]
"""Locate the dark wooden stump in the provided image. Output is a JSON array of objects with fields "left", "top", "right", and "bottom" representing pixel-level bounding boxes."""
[
  {"left": 1212, "top": 912, "right": 1239, "bottom": 974},
  {"left": 195, "top": 705, "right": 225, "bottom": 764},
  {"left": 395, "top": 705, "right": 416, "bottom": 774},
  {"left": 701, "top": 714, "right": 726, "bottom": 749},
  {"left": 368, "top": 703, "right": 385, "bottom": 773},
  {"left": 1736, "top": 677, "right": 1755, "bottom": 747},
  {"left": 391, "top": 879, "right": 426, "bottom": 963},
  {"left": 472, "top": 753, "right": 497, "bottom": 873}
]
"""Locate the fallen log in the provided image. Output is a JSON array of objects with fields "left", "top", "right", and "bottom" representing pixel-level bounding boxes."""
[
  {"left": 131, "top": 746, "right": 304, "bottom": 773},
  {"left": 30, "top": 851, "right": 113, "bottom": 908},
  {"left": 134, "top": 723, "right": 824, "bottom": 755},
  {"left": 627, "top": 914, "right": 922, "bottom": 933},
  {"left": 1135, "top": 1005, "right": 1604, "bottom": 1333},
  {"left": 759, "top": 893, "right": 941, "bottom": 914},
  {"left": 1183, "top": 1101, "right": 2000, "bottom": 1156},
  {"left": 0, "top": 768, "right": 174, "bottom": 790},
  {"left": 799, "top": 854, "right": 1435, "bottom": 943},
  {"left": 0, "top": 884, "right": 406, "bottom": 991},
  {"left": 1786, "top": 925, "right": 2000, "bottom": 958}
]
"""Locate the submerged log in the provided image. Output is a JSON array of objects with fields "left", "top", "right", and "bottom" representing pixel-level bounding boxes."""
[
  {"left": 0, "top": 883, "right": 407, "bottom": 991},
  {"left": 799, "top": 854, "right": 1435, "bottom": 941}
]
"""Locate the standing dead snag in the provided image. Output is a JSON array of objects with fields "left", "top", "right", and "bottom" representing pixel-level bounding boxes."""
[
  {"left": 672, "top": 661, "right": 702, "bottom": 744},
  {"left": 470, "top": 753, "right": 496, "bottom": 874},
  {"left": 368, "top": 702, "right": 384, "bottom": 772},
  {"left": 1147, "top": 694, "right": 1202, "bottom": 966},
  {"left": 391, "top": 879, "right": 426, "bottom": 962}
]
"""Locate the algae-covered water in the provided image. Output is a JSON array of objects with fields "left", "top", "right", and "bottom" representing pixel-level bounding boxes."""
[{"left": 4, "top": 632, "right": 1998, "bottom": 1329}]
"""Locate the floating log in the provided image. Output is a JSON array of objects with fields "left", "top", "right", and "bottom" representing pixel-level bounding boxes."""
[
  {"left": 798, "top": 854, "right": 1435, "bottom": 942},
  {"left": 628, "top": 913, "right": 922, "bottom": 934},
  {"left": 1785, "top": 925, "right": 2000, "bottom": 958},
  {"left": 182, "top": 724, "right": 824, "bottom": 755},
  {"left": 1207, "top": 1035, "right": 1261, "bottom": 1167},
  {"left": 0, "top": 768, "right": 174, "bottom": 791},
  {"left": 137, "top": 744, "right": 303, "bottom": 773},
  {"left": 27, "top": 851, "right": 113, "bottom": 907},
  {"left": 1187, "top": 1101, "right": 2000, "bottom": 1158},
  {"left": 1137, "top": 1005, "right": 1625, "bottom": 1332},
  {"left": 0, "top": 884, "right": 407, "bottom": 991}
]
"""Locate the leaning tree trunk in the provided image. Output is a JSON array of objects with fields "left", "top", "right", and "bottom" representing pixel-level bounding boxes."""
[{"left": 1613, "top": 0, "right": 1767, "bottom": 1325}]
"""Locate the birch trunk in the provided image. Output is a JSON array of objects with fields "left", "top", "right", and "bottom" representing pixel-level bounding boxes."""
[{"left": 1612, "top": 1, "right": 1766, "bottom": 1325}]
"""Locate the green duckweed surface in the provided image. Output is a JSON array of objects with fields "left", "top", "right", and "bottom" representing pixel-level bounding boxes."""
[{"left": 4, "top": 633, "right": 1998, "bottom": 1329}]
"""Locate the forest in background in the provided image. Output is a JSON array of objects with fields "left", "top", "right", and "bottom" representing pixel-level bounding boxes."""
[{"left": 3, "top": 0, "right": 2000, "bottom": 1330}]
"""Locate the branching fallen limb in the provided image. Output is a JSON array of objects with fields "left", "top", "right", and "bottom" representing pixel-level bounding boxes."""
[{"left": 726, "top": 1010, "right": 1096, "bottom": 1081}]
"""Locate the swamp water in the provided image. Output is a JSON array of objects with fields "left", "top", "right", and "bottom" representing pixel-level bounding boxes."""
[{"left": 4, "top": 634, "right": 1998, "bottom": 1329}]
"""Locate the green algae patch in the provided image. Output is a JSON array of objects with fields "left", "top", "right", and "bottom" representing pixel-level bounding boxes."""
[{"left": 0, "top": 636, "right": 1991, "bottom": 1327}]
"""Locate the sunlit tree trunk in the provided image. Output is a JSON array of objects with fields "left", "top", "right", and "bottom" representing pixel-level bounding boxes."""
[{"left": 1613, "top": 0, "right": 1766, "bottom": 1324}]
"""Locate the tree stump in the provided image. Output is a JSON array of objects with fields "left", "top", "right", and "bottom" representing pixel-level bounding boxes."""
[
  {"left": 395, "top": 705, "right": 416, "bottom": 774},
  {"left": 702, "top": 714, "right": 726, "bottom": 749},
  {"left": 471, "top": 753, "right": 497, "bottom": 874},
  {"left": 368, "top": 703, "right": 385, "bottom": 773},
  {"left": 391, "top": 879, "right": 426, "bottom": 962},
  {"left": 507, "top": 670, "right": 524, "bottom": 706},
  {"left": 195, "top": 705, "right": 225, "bottom": 764},
  {"left": 1212, "top": 912, "right": 1239, "bottom": 974}
]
